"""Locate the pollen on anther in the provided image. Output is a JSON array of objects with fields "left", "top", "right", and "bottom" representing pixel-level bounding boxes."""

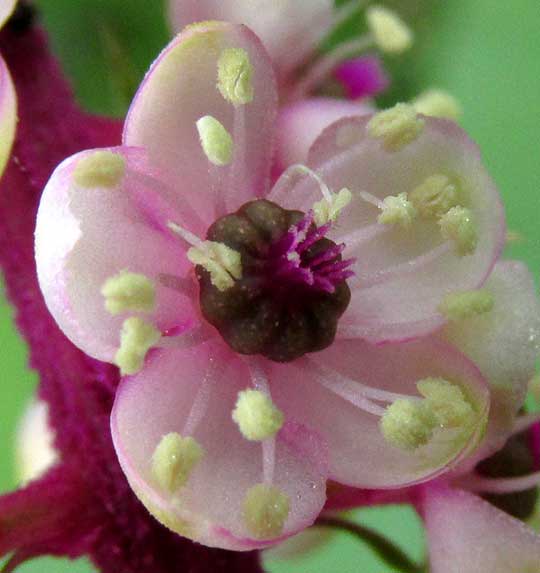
[
  {"left": 101, "top": 270, "right": 155, "bottom": 315},
  {"left": 366, "top": 5, "right": 413, "bottom": 55},
  {"left": 439, "top": 289, "right": 494, "bottom": 321},
  {"left": 73, "top": 150, "right": 126, "bottom": 188},
  {"left": 413, "top": 89, "right": 462, "bottom": 121},
  {"left": 410, "top": 174, "right": 460, "bottom": 219},
  {"left": 243, "top": 484, "right": 290, "bottom": 539},
  {"left": 188, "top": 240, "right": 242, "bottom": 292},
  {"left": 114, "top": 317, "right": 160, "bottom": 375},
  {"left": 417, "top": 378, "right": 474, "bottom": 429},
  {"left": 151, "top": 433, "right": 204, "bottom": 494},
  {"left": 439, "top": 206, "right": 478, "bottom": 256},
  {"left": 378, "top": 192, "right": 416, "bottom": 227},
  {"left": 217, "top": 47, "right": 254, "bottom": 105},
  {"left": 380, "top": 399, "right": 437, "bottom": 451},
  {"left": 313, "top": 188, "right": 353, "bottom": 227},
  {"left": 367, "top": 103, "right": 424, "bottom": 151},
  {"left": 232, "top": 389, "right": 284, "bottom": 441},
  {"left": 196, "top": 115, "right": 234, "bottom": 166}
]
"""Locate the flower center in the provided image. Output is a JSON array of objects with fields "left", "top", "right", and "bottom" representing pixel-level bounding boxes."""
[{"left": 195, "top": 199, "right": 354, "bottom": 362}]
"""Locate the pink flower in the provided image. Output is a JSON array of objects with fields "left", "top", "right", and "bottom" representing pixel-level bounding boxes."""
[
  {"left": 422, "top": 481, "right": 540, "bottom": 573},
  {"left": 0, "top": 0, "right": 17, "bottom": 175},
  {"left": 35, "top": 21, "right": 514, "bottom": 551}
]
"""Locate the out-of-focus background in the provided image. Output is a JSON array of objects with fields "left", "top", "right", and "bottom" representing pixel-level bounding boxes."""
[{"left": 0, "top": 0, "right": 538, "bottom": 571}]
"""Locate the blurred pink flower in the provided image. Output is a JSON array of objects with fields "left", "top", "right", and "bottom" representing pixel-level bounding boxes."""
[{"left": 33, "top": 20, "right": 525, "bottom": 551}]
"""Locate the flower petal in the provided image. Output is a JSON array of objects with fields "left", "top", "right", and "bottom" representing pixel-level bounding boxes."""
[
  {"left": 35, "top": 146, "right": 196, "bottom": 363},
  {"left": 269, "top": 337, "right": 489, "bottom": 489},
  {"left": 0, "top": 0, "right": 16, "bottom": 28},
  {"left": 124, "top": 21, "right": 277, "bottom": 228},
  {"left": 0, "top": 56, "right": 17, "bottom": 176},
  {"left": 274, "top": 97, "right": 373, "bottom": 173},
  {"left": 423, "top": 485, "right": 540, "bottom": 573},
  {"left": 111, "top": 341, "right": 328, "bottom": 551},
  {"left": 270, "top": 114, "right": 506, "bottom": 343},
  {"left": 445, "top": 260, "right": 540, "bottom": 466},
  {"left": 167, "top": 0, "right": 333, "bottom": 80}
]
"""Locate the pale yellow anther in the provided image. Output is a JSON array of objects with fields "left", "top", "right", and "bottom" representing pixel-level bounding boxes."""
[
  {"left": 243, "top": 484, "right": 290, "bottom": 539},
  {"left": 114, "top": 317, "right": 161, "bottom": 375},
  {"left": 217, "top": 47, "right": 254, "bottom": 105},
  {"left": 417, "top": 378, "right": 474, "bottom": 429},
  {"left": 187, "top": 241, "right": 242, "bottom": 292},
  {"left": 152, "top": 433, "right": 204, "bottom": 493},
  {"left": 232, "top": 389, "right": 284, "bottom": 441},
  {"left": 366, "top": 5, "right": 413, "bottom": 55},
  {"left": 409, "top": 174, "right": 460, "bottom": 219},
  {"left": 367, "top": 103, "right": 424, "bottom": 151},
  {"left": 377, "top": 192, "right": 417, "bottom": 227},
  {"left": 413, "top": 89, "right": 462, "bottom": 121},
  {"left": 73, "top": 151, "right": 126, "bottom": 188},
  {"left": 438, "top": 206, "right": 478, "bottom": 256},
  {"left": 313, "top": 188, "right": 353, "bottom": 227},
  {"left": 380, "top": 399, "right": 437, "bottom": 451},
  {"left": 101, "top": 271, "right": 156, "bottom": 315},
  {"left": 196, "top": 115, "right": 234, "bottom": 167},
  {"left": 439, "top": 289, "right": 494, "bottom": 321}
]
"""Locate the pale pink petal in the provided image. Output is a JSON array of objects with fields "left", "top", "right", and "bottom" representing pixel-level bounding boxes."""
[
  {"left": 111, "top": 341, "right": 328, "bottom": 550},
  {"left": 35, "top": 146, "right": 197, "bottom": 363},
  {"left": 423, "top": 485, "right": 540, "bottom": 573},
  {"left": 0, "top": 0, "right": 16, "bottom": 28},
  {"left": 167, "top": 0, "right": 333, "bottom": 80},
  {"left": 270, "top": 115, "right": 505, "bottom": 343},
  {"left": 124, "top": 21, "right": 277, "bottom": 228},
  {"left": 274, "top": 97, "right": 373, "bottom": 172},
  {"left": 445, "top": 260, "right": 540, "bottom": 469},
  {"left": 0, "top": 56, "right": 17, "bottom": 176},
  {"left": 269, "top": 337, "right": 489, "bottom": 489}
]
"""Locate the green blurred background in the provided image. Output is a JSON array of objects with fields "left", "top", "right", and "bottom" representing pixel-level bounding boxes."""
[{"left": 0, "top": 0, "right": 539, "bottom": 571}]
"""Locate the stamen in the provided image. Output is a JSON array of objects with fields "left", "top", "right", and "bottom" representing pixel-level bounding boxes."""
[
  {"left": 380, "top": 399, "right": 437, "bottom": 451},
  {"left": 381, "top": 378, "right": 475, "bottom": 451},
  {"left": 367, "top": 103, "right": 424, "bottom": 151},
  {"left": 217, "top": 47, "right": 254, "bottom": 106},
  {"left": 287, "top": 164, "right": 352, "bottom": 226},
  {"left": 114, "top": 317, "right": 161, "bottom": 376},
  {"left": 413, "top": 88, "right": 462, "bottom": 121},
  {"left": 409, "top": 174, "right": 461, "bottom": 219},
  {"left": 243, "top": 484, "right": 290, "bottom": 539},
  {"left": 377, "top": 192, "right": 417, "bottom": 228},
  {"left": 438, "top": 206, "right": 478, "bottom": 256},
  {"left": 417, "top": 378, "right": 474, "bottom": 428},
  {"left": 262, "top": 438, "right": 276, "bottom": 485},
  {"left": 439, "top": 289, "right": 494, "bottom": 321},
  {"left": 196, "top": 115, "right": 234, "bottom": 167},
  {"left": 459, "top": 471, "right": 540, "bottom": 495},
  {"left": 151, "top": 433, "right": 204, "bottom": 493},
  {"left": 168, "top": 221, "right": 243, "bottom": 292},
  {"left": 232, "top": 389, "right": 284, "bottom": 441},
  {"left": 188, "top": 242, "right": 242, "bottom": 292},
  {"left": 101, "top": 270, "right": 155, "bottom": 315},
  {"left": 313, "top": 188, "right": 353, "bottom": 227},
  {"left": 366, "top": 5, "right": 413, "bottom": 55},
  {"left": 182, "top": 357, "right": 217, "bottom": 436},
  {"left": 73, "top": 150, "right": 125, "bottom": 188}
]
